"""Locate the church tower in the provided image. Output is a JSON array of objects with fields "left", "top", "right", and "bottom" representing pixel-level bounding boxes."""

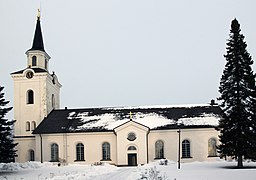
[{"left": 11, "top": 11, "right": 61, "bottom": 162}]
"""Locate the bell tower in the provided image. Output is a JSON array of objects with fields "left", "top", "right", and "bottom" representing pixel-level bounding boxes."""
[{"left": 11, "top": 11, "right": 62, "bottom": 162}]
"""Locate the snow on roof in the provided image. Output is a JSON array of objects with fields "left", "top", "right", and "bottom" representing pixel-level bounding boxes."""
[
  {"left": 33, "top": 104, "right": 222, "bottom": 134},
  {"left": 177, "top": 113, "right": 219, "bottom": 126},
  {"left": 103, "top": 104, "right": 211, "bottom": 110},
  {"left": 68, "top": 107, "right": 220, "bottom": 130}
]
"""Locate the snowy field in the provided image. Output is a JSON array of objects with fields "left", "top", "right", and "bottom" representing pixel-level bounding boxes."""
[{"left": 0, "top": 159, "right": 256, "bottom": 180}]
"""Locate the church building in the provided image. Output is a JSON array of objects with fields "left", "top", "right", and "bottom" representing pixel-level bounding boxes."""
[{"left": 11, "top": 13, "right": 222, "bottom": 166}]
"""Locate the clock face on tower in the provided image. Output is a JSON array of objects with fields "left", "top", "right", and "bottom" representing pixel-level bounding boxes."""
[{"left": 26, "top": 71, "right": 34, "bottom": 79}]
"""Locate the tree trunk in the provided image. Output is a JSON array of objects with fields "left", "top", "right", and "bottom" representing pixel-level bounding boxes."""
[{"left": 237, "top": 156, "right": 243, "bottom": 168}]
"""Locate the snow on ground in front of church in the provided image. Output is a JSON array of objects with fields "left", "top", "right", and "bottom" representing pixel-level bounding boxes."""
[{"left": 1, "top": 160, "right": 256, "bottom": 180}]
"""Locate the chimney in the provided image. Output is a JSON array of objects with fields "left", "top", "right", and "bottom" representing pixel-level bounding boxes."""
[{"left": 210, "top": 99, "right": 217, "bottom": 106}]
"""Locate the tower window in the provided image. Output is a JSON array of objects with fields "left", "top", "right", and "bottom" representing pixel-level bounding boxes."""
[
  {"left": 52, "top": 94, "right": 55, "bottom": 109},
  {"left": 45, "top": 59, "right": 47, "bottom": 69},
  {"left": 32, "top": 56, "right": 37, "bottom": 66},
  {"left": 26, "top": 121, "right": 30, "bottom": 131},
  {"left": 31, "top": 121, "right": 36, "bottom": 130},
  {"left": 27, "top": 90, "right": 34, "bottom": 104}
]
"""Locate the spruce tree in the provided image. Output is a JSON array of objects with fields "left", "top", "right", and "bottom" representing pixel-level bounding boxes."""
[
  {"left": 0, "top": 86, "right": 17, "bottom": 163},
  {"left": 218, "top": 18, "right": 256, "bottom": 167}
]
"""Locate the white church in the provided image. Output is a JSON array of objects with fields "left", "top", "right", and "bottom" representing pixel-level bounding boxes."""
[{"left": 11, "top": 13, "right": 223, "bottom": 166}]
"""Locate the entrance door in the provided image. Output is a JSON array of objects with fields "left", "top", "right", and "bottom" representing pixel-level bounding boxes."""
[{"left": 128, "top": 153, "right": 137, "bottom": 166}]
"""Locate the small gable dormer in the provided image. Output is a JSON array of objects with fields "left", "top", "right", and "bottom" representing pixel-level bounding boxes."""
[{"left": 25, "top": 14, "right": 50, "bottom": 71}]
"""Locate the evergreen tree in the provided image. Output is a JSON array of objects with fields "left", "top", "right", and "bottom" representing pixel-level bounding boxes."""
[
  {"left": 218, "top": 18, "right": 256, "bottom": 168},
  {"left": 0, "top": 86, "right": 17, "bottom": 163}
]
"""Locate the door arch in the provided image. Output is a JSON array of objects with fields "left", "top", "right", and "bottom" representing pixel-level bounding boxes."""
[{"left": 127, "top": 145, "right": 137, "bottom": 166}]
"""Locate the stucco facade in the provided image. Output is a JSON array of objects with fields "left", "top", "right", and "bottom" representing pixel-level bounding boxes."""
[{"left": 30, "top": 123, "right": 219, "bottom": 165}]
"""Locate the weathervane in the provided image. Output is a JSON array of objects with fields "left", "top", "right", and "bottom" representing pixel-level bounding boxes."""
[{"left": 37, "top": 8, "right": 41, "bottom": 19}]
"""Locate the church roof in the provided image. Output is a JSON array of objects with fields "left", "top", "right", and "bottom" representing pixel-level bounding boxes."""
[
  {"left": 32, "top": 104, "right": 223, "bottom": 134},
  {"left": 10, "top": 67, "right": 47, "bottom": 75},
  {"left": 28, "top": 16, "right": 45, "bottom": 52}
]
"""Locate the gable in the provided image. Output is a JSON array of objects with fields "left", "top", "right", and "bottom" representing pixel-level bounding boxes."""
[{"left": 113, "top": 120, "right": 149, "bottom": 134}]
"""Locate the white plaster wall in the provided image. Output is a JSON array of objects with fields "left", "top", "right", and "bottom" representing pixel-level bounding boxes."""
[
  {"left": 148, "top": 129, "right": 179, "bottom": 162},
  {"left": 180, "top": 128, "right": 219, "bottom": 162},
  {"left": 40, "top": 132, "right": 117, "bottom": 164},
  {"left": 34, "top": 128, "right": 219, "bottom": 165},
  {"left": 148, "top": 128, "right": 219, "bottom": 163},
  {"left": 15, "top": 137, "right": 36, "bottom": 163},
  {"left": 12, "top": 73, "right": 48, "bottom": 136}
]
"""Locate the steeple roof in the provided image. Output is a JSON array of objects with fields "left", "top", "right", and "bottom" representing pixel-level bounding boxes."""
[{"left": 29, "top": 16, "right": 45, "bottom": 52}]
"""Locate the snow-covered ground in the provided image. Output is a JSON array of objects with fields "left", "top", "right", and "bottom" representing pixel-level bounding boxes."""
[{"left": 0, "top": 159, "right": 256, "bottom": 180}]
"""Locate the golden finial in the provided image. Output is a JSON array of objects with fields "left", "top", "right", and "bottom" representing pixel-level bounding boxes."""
[
  {"left": 37, "top": 8, "right": 41, "bottom": 19},
  {"left": 129, "top": 111, "right": 132, "bottom": 120}
]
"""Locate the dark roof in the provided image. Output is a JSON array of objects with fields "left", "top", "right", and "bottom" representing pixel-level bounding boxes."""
[
  {"left": 11, "top": 67, "right": 47, "bottom": 75},
  {"left": 33, "top": 104, "right": 223, "bottom": 134},
  {"left": 28, "top": 17, "right": 45, "bottom": 52}
]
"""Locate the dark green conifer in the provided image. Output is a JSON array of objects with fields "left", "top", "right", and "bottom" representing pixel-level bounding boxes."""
[
  {"left": 218, "top": 19, "right": 256, "bottom": 167},
  {"left": 0, "top": 86, "right": 17, "bottom": 163}
]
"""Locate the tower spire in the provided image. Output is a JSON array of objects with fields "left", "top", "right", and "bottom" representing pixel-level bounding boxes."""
[{"left": 30, "top": 9, "right": 45, "bottom": 52}]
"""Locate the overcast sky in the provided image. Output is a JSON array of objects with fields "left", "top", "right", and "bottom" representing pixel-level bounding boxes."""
[{"left": 1, "top": 0, "right": 256, "bottom": 112}]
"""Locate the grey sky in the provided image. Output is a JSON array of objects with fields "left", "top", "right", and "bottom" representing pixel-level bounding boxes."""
[{"left": 1, "top": 0, "right": 256, "bottom": 112}]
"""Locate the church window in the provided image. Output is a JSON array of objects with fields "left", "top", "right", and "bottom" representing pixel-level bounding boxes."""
[
  {"left": 26, "top": 121, "right": 30, "bottom": 131},
  {"left": 102, "top": 142, "right": 110, "bottom": 160},
  {"left": 52, "top": 94, "right": 55, "bottom": 109},
  {"left": 208, "top": 138, "right": 217, "bottom": 157},
  {"left": 127, "top": 132, "right": 136, "bottom": 141},
  {"left": 155, "top": 140, "right": 164, "bottom": 159},
  {"left": 27, "top": 90, "right": 34, "bottom": 104},
  {"left": 29, "top": 150, "right": 35, "bottom": 161},
  {"left": 51, "top": 143, "right": 59, "bottom": 162},
  {"left": 128, "top": 146, "right": 137, "bottom": 151},
  {"left": 31, "top": 121, "right": 36, "bottom": 130},
  {"left": 182, "top": 140, "right": 191, "bottom": 158},
  {"left": 45, "top": 59, "right": 47, "bottom": 69},
  {"left": 32, "top": 56, "right": 37, "bottom": 66},
  {"left": 76, "top": 143, "right": 84, "bottom": 161}
]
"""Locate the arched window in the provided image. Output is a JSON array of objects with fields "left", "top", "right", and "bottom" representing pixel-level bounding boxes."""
[
  {"left": 155, "top": 140, "right": 164, "bottom": 159},
  {"left": 76, "top": 143, "right": 84, "bottom": 161},
  {"left": 128, "top": 146, "right": 137, "bottom": 151},
  {"left": 31, "top": 121, "right": 36, "bottom": 130},
  {"left": 32, "top": 56, "right": 37, "bottom": 66},
  {"left": 26, "top": 121, "right": 30, "bottom": 131},
  {"left": 27, "top": 90, "right": 34, "bottom": 104},
  {"left": 182, "top": 140, "right": 191, "bottom": 158},
  {"left": 51, "top": 143, "right": 59, "bottom": 162},
  {"left": 45, "top": 59, "right": 47, "bottom": 69},
  {"left": 102, "top": 142, "right": 110, "bottom": 160},
  {"left": 208, "top": 138, "right": 217, "bottom": 157},
  {"left": 29, "top": 150, "right": 35, "bottom": 161},
  {"left": 52, "top": 94, "right": 55, "bottom": 109}
]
